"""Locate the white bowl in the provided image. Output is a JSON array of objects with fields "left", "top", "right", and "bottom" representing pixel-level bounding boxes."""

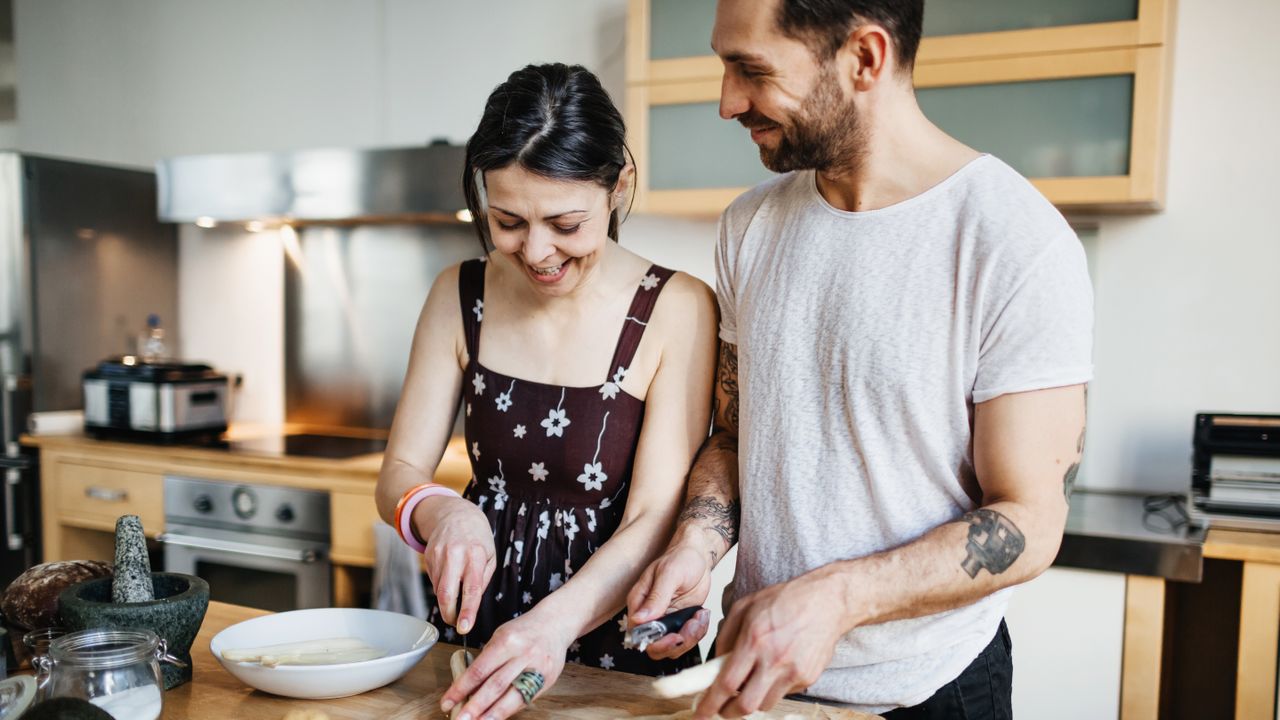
[{"left": 209, "top": 608, "right": 438, "bottom": 699}]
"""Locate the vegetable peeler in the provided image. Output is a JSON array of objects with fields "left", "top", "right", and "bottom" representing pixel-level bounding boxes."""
[{"left": 623, "top": 606, "right": 702, "bottom": 652}]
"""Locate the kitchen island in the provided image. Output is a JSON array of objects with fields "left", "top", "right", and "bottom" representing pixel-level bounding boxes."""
[{"left": 169, "top": 601, "right": 875, "bottom": 719}]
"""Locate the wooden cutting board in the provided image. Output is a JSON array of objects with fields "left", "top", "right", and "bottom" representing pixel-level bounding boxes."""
[{"left": 161, "top": 602, "right": 880, "bottom": 719}]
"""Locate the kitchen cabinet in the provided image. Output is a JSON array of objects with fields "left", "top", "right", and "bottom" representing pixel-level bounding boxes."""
[
  {"left": 626, "top": 0, "right": 1175, "bottom": 215},
  {"left": 1005, "top": 567, "right": 1127, "bottom": 720},
  {"left": 27, "top": 431, "right": 470, "bottom": 610}
]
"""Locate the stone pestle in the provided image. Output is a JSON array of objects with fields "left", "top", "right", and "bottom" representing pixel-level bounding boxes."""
[{"left": 111, "top": 515, "right": 154, "bottom": 604}]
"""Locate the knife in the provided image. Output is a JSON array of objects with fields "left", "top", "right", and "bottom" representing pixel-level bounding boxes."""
[{"left": 623, "top": 606, "right": 702, "bottom": 652}]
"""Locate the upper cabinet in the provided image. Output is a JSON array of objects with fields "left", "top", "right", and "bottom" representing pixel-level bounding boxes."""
[{"left": 625, "top": 0, "right": 1175, "bottom": 216}]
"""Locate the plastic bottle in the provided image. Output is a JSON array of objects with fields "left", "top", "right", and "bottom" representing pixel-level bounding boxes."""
[{"left": 139, "top": 314, "right": 167, "bottom": 362}]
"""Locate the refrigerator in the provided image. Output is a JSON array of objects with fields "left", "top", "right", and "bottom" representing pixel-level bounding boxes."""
[{"left": 0, "top": 153, "right": 177, "bottom": 588}]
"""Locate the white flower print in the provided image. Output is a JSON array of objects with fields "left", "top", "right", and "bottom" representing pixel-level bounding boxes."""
[
  {"left": 471, "top": 372, "right": 486, "bottom": 396},
  {"left": 472, "top": 298, "right": 484, "bottom": 322},
  {"left": 522, "top": 592, "right": 532, "bottom": 605},
  {"left": 598, "top": 381, "right": 619, "bottom": 401},
  {"left": 576, "top": 412, "right": 611, "bottom": 492},
  {"left": 529, "top": 462, "right": 548, "bottom": 482},
  {"left": 563, "top": 511, "right": 579, "bottom": 541},
  {"left": 612, "top": 367, "right": 628, "bottom": 385},
  {"left": 513, "top": 424, "right": 526, "bottom": 438},
  {"left": 599, "top": 654, "right": 615, "bottom": 670},
  {"left": 444, "top": 627, "right": 456, "bottom": 642},
  {"left": 496, "top": 379, "right": 515, "bottom": 412},
  {"left": 577, "top": 462, "right": 607, "bottom": 492},
  {"left": 477, "top": 495, "right": 489, "bottom": 511},
  {"left": 586, "top": 508, "right": 597, "bottom": 533},
  {"left": 541, "top": 388, "right": 570, "bottom": 437},
  {"left": 640, "top": 273, "right": 660, "bottom": 291},
  {"left": 537, "top": 511, "right": 550, "bottom": 539},
  {"left": 541, "top": 408, "right": 570, "bottom": 437},
  {"left": 471, "top": 441, "right": 481, "bottom": 460},
  {"left": 489, "top": 460, "right": 507, "bottom": 510},
  {"left": 549, "top": 572, "right": 563, "bottom": 591},
  {"left": 517, "top": 502, "right": 527, "bottom": 517},
  {"left": 513, "top": 540, "right": 524, "bottom": 564},
  {"left": 600, "top": 497, "right": 611, "bottom": 509},
  {"left": 488, "top": 476, "right": 505, "bottom": 495},
  {"left": 466, "top": 402, "right": 472, "bottom": 417},
  {"left": 569, "top": 641, "right": 581, "bottom": 653},
  {"left": 617, "top": 617, "right": 628, "bottom": 633}
]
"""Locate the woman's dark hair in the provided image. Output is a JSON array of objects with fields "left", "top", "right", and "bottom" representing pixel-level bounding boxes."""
[{"left": 462, "top": 63, "right": 632, "bottom": 252}]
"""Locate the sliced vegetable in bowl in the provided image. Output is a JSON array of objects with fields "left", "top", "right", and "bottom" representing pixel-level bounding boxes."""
[{"left": 210, "top": 608, "right": 436, "bottom": 699}]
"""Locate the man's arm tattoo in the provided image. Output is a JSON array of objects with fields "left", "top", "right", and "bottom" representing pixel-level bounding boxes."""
[
  {"left": 960, "top": 508, "right": 1026, "bottom": 579},
  {"left": 1064, "top": 389, "right": 1088, "bottom": 502},
  {"left": 679, "top": 495, "right": 741, "bottom": 548},
  {"left": 1063, "top": 426, "right": 1085, "bottom": 501},
  {"left": 717, "top": 344, "right": 739, "bottom": 432}
]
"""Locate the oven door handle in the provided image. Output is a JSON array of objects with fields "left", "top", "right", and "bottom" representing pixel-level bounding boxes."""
[{"left": 157, "top": 532, "right": 321, "bottom": 563}]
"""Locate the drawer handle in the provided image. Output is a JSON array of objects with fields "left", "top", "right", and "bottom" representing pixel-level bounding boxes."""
[{"left": 85, "top": 486, "right": 128, "bottom": 503}]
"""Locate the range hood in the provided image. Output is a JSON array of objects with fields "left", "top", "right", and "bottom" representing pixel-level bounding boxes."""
[{"left": 156, "top": 143, "right": 469, "bottom": 226}]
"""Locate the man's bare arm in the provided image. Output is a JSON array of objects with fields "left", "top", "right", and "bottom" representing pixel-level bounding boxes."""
[
  {"left": 816, "top": 384, "right": 1086, "bottom": 628},
  {"left": 674, "top": 342, "right": 741, "bottom": 566}
]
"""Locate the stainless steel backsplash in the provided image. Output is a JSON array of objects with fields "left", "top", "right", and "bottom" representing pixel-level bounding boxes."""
[{"left": 284, "top": 223, "right": 480, "bottom": 429}]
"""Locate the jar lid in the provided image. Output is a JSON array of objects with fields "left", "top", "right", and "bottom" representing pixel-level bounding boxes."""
[{"left": 49, "top": 629, "right": 160, "bottom": 669}]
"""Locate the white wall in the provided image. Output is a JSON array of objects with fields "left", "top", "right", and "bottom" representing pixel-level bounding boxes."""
[{"left": 12, "top": 0, "right": 1280, "bottom": 470}]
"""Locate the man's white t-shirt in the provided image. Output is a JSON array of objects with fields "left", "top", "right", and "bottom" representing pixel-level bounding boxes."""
[{"left": 716, "top": 155, "right": 1094, "bottom": 713}]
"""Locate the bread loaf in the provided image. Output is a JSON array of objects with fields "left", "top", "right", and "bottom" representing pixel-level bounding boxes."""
[{"left": 1, "top": 560, "right": 113, "bottom": 630}]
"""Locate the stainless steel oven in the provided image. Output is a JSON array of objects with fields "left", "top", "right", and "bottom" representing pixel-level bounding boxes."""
[{"left": 161, "top": 475, "right": 331, "bottom": 611}]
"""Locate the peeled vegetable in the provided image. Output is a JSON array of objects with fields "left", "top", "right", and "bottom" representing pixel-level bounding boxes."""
[
  {"left": 449, "top": 649, "right": 474, "bottom": 720},
  {"left": 221, "top": 637, "right": 386, "bottom": 667},
  {"left": 652, "top": 655, "right": 728, "bottom": 698}
]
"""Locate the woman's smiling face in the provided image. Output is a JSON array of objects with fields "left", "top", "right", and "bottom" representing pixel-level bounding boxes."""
[{"left": 483, "top": 164, "right": 616, "bottom": 298}]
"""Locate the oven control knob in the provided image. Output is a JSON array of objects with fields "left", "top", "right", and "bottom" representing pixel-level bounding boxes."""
[
  {"left": 276, "top": 504, "right": 295, "bottom": 523},
  {"left": 193, "top": 495, "right": 213, "bottom": 514}
]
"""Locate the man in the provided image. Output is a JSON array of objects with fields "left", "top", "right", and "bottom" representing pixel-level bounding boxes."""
[{"left": 625, "top": 0, "right": 1092, "bottom": 717}]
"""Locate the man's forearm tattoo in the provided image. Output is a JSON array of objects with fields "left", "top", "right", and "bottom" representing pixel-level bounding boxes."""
[
  {"left": 960, "top": 508, "right": 1026, "bottom": 579},
  {"left": 718, "top": 344, "right": 739, "bottom": 431},
  {"left": 679, "top": 495, "right": 740, "bottom": 548}
]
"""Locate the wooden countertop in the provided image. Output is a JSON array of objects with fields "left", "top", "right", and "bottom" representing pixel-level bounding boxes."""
[
  {"left": 165, "top": 602, "right": 876, "bottom": 719},
  {"left": 22, "top": 425, "right": 471, "bottom": 495},
  {"left": 1204, "top": 528, "right": 1280, "bottom": 564}
]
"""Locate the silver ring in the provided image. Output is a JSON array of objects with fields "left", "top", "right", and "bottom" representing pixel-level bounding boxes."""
[{"left": 511, "top": 669, "right": 544, "bottom": 706}]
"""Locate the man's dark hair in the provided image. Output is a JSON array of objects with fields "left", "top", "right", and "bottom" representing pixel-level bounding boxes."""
[
  {"left": 462, "top": 63, "right": 632, "bottom": 252},
  {"left": 777, "top": 0, "right": 924, "bottom": 71}
]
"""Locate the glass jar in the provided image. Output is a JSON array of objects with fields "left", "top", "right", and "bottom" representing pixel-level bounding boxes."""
[{"left": 34, "top": 628, "right": 184, "bottom": 720}]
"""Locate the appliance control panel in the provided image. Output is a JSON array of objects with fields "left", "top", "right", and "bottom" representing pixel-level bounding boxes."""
[{"left": 163, "top": 475, "right": 329, "bottom": 539}]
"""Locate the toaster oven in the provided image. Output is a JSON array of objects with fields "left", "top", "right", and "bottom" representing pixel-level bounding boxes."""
[{"left": 83, "top": 358, "right": 229, "bottom": 441}]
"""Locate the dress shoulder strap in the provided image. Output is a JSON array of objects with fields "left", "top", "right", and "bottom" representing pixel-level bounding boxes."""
[
  {"left": 458, "top": 258, "right": 487, "bottom": 359},
  {"left": 606, "top": 265, "right": 676, "bottom": 380}
]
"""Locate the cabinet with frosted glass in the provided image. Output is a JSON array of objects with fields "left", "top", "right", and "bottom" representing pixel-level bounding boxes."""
[{"left": 625, "top": 0, "right": 1175, "bottom": 215}]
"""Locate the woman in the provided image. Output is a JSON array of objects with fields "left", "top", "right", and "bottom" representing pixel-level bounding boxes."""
[{"left": 374, "top": 63, "right": 717, "bottom": 720}]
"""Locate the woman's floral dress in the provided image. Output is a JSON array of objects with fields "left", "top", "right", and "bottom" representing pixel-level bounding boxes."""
[{"left": 426, "top": 257, "right": 701, "bottom": 676}]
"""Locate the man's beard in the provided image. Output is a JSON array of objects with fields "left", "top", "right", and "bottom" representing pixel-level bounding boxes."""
[{"left": 739, "top": 68, "right": 864, "bottom": 174}]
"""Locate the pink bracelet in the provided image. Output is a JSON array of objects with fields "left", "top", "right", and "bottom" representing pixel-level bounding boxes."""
[{"left": 395, "top": 483, "right": 462, "bottom": 553}]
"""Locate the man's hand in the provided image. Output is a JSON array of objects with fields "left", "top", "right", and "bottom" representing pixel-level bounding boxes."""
[
  {"left": 694, "top": 569, "right": 846, "bottom": 719},
  {"left": 626, "top": 544, "right": 715, "bottom": 659}
]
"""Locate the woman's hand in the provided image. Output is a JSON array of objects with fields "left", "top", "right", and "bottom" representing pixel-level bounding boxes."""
[
  {"left": 440, "top": 610, "right": 574, "bottom": 720},
  {"left": 416, "top": 496, "right": 496, "bottom": 633}
]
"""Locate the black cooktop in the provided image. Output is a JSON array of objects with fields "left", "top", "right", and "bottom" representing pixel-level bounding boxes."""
[{"left": 207, "top": 433, "right": 388, "bottom": 459}]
